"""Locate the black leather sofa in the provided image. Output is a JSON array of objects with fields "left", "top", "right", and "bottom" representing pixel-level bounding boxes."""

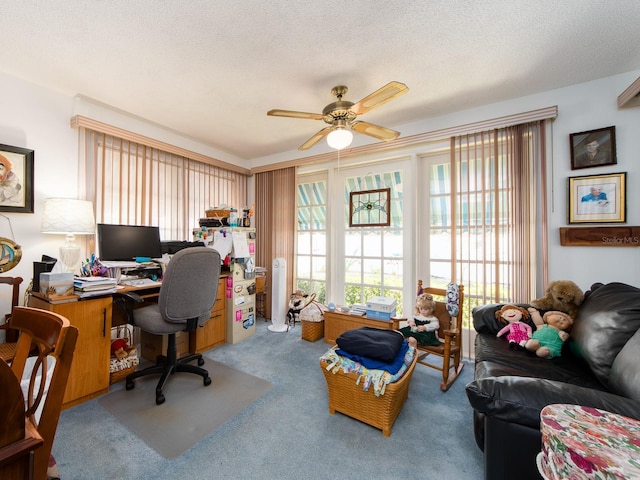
[{"left": 465, "top": 282, "right": 640, "bottom": 480}]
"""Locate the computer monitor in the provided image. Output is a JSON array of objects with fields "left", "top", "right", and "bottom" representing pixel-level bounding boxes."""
[{"left": 97, "top": 223, "right": 163, "bottom": 261}]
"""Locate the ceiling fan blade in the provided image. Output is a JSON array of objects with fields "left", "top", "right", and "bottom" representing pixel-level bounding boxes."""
[
  {"left": 267, "top": 109, "right": 324, "bottom": 120},
  {"left": 351, "top": 121, "right": 400, "bottom": 142},
  {"left": 299, "top": 126, "right": 333, "bottom": 150},
  {"left": 350, "top": 81, "right": 408, "bottom": 115}
]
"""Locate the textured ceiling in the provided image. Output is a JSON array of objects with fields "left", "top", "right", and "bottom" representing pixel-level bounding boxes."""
[{"left": 1, "top": 1, "right": 640, "bottom": 163}]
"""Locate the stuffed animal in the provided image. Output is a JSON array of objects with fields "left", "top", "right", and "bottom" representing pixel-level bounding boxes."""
[
  {"left": 525, "top": 308, "right": 573, "bottom": 359},
  {"left": 495, "top": 304, "right": 532, "bottom": 349},
  {"left": 110, "top": 337, "right": 137, "bottom": 361},
  {"left": 530, "top": 280, "right": 584, "bottom": 319}
]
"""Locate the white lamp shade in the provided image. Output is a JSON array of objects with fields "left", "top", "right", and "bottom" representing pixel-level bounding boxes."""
[
  {"left": 327, "top": 128, "right": 353, "bottom": 150},
  {"left": 41, "top": 198, "right": 95, "bottom": 234}
]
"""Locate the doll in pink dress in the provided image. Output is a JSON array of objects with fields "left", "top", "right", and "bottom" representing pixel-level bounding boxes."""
[{"left": 495, "top": 304, "right": 533, "bottom": 349}]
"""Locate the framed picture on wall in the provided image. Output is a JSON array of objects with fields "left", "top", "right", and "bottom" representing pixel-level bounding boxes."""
[
  {"left": 0, "top": 144, "right": 34, "bottom": 213},
  {"left": 569, "top": 126, "right": 616, "bottom": 170},
  {"left": 568, "top": 172, "right": 626, "bottom": 224},
  {"left": 349, "top": 188, "right": 391, "bottom": 227}
]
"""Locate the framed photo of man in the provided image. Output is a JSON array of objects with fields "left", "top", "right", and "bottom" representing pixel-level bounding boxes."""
[
  {"left": 0, "top": 144, "right": 34, "bottom": 213},
  {"left": 570, "top": 126, "right": 616, "bottom": 170}
]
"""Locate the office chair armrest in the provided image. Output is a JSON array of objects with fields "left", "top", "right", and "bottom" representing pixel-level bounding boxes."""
[{"left": 113, "top": 291, "right": 144, "bottom": 325}]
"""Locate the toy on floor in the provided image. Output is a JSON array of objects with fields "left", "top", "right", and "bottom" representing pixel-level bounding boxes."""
[{"left": 287, "top": 289, "right": 308, "bottom": 328}]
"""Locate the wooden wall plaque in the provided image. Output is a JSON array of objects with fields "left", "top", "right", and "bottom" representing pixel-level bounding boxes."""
[{"left": 559, "top": 227, "right": 640, "bottom": 247}]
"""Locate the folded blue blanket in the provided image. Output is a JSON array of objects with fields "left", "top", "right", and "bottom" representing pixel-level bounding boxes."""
[
  {"left": 336, "top": 340, "right": 409, "bottom": 374},
  {"left": 336, "top": 326, "right": 405, "bottom": 363}
]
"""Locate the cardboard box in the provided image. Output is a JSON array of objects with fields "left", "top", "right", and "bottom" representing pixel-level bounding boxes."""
[
  {"left": 40, "top": 272, "right": 74, "bottom": 299},
  {"left": 140, "top": 330, "right": 190, "bottom": 362},
  {"left": 365, "top": 308, "right": 397, "bottom": 320},
  {"left": 365, "top": 296, "right": 397, "bottom": 313}
]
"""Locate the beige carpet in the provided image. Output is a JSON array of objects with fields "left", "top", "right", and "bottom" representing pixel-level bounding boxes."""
[{"left": 98, "top": 358, "right": 272, "bottom": 458}]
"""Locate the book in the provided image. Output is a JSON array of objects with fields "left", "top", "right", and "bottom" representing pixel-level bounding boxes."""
[{"left": 75, "top": 287, "right": 118, "bottom": 298}]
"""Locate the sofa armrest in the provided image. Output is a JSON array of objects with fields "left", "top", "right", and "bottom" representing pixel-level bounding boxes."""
[{"left": 466, "top": 375, "right": 640, "bottom": 429}]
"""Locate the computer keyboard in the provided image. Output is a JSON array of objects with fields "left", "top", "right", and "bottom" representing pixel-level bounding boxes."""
[{"left": 120, "top": 277, "right": 161, "bottom": 287}]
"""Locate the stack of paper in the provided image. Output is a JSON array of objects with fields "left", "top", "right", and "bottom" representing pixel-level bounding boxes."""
[
  {"left": 74, "top": 276, "right": 118, "bottom": 298},
  {"left": 348, "top": 303, "right": 367, "bottom": 316}
]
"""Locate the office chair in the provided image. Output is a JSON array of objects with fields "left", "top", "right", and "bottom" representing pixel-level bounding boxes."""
[{"left": 119, "top": 247, "right": 221, "bottom": 405}]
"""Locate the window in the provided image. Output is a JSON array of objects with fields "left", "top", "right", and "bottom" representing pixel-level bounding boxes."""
[
  {"left": 83, "top": 131, "right": 248, "bottom": 242},
  {"left": 342, "top": 169, "right": 405, "bottom": 315},
  {"left": 296, "top": 173, "right": 328, "bottom": 302},
  {"left": 425, "top": 123, "right": 544, "bottom": 331}
]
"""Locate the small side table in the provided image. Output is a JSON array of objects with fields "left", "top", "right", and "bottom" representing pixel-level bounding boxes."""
[{"left": 537, "top": 403, "right": 640, "bottom": 479}]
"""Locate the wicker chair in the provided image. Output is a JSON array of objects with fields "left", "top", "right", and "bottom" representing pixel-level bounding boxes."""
[
  {"left": 414, "top": 280, "right": 465, "bottom": 391},
  {"left": 0, "top": 276, "right": 23, "bottom": 363}
]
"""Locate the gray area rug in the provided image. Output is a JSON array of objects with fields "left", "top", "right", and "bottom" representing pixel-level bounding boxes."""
[{"left": 98, "top": 358, "right": 272, "bottom": 458}]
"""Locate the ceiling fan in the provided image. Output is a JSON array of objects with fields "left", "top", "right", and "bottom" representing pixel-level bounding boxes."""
[{"left": 267, "top": 81, "right": 408, "bottom": 150}]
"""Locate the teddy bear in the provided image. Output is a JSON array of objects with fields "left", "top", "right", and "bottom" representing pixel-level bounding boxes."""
[
  {"left": 524, "top": 308, "right": 573, "bottom": 359},
  {"left": 529, "top": 280, "right": 584, "bottom": 319},
  {"left": 495, "top": 304, "right": 533, "bottom": 349}
]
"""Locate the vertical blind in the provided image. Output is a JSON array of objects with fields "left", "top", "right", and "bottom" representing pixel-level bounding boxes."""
[{"left": 82, "top": 130, "right": 248, "bottom": 242}]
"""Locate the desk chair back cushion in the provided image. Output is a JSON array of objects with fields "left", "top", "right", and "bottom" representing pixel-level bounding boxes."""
[{"left": 159, "top": 247, "right": 221, "bottom": 327}]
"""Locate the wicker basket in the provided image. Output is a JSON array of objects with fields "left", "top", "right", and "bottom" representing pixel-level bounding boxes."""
[
  {"left": 320, "top": 350, "right": 418, "bottom": 436},
  {"left": 205, "top": 209, "right": 231, "bottom": 218},
  {"left": 109, "top": 364, "right": 135, "bottom": 384},
  {"left": 301, "top": 319, "right": 324, "bottom": 342}
]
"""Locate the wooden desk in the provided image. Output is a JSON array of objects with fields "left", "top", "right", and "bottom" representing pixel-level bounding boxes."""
[
  {"left": 28, "top": 294, "right": 112, "bottom": 409},
  {"left": 323, "top": 311, "right": 401, "bottom": 344},
  {"left": 27, "top": 273, "right": 228, "bottom": 409}
]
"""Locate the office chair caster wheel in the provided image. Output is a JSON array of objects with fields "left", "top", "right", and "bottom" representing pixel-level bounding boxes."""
[
  {"left": 155, "top": 393, "right": 165, "bottom": 405},
  {"left": 198, "top": 357, "right": 205, "bottom": 366},
  {"left": 125, "top": 379, "right": 135, "bottom": 390},
  {"left": 203, "top": 376, "right": 212, "bottom": 386}
]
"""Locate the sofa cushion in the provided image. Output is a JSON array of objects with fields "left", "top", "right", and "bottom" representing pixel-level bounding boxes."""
[
  {"left": 569, "top": 282, "right": 640, "bottom": 387},
  {"left": 474, "top": 334, "right": 605, "bottom": 390},
  {"left": 609, "top": 329, "right": 640, "bottom": 401}
]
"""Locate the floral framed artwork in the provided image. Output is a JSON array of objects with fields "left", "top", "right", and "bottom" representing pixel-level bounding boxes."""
[
  {"left": 0, "top": 144, "right": 34, "bottom": 213},
  {"left": 568, "top": 172, "right": 626, "bottom": 224},
  {"left": 569, "top": 126, "right": 616, "bottom": 170},
  {"left": 349, "top": 188, "right": 390, "bottom": 227}
]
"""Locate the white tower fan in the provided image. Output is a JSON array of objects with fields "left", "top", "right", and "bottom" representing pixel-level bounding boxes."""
[{"left": 268, "top": 257, "right": 288, "bottom": 332}]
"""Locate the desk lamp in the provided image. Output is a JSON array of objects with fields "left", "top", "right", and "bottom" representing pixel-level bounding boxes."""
[{"left": 41, "top": 198, "right": 95, "bottom": 273}]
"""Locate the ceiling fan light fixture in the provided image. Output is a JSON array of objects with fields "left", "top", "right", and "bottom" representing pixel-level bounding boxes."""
[{"left": 327, "top": 127, "right": 353, "bottom": 150}]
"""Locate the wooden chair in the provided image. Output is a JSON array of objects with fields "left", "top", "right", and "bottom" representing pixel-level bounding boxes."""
[
  {"left": 0, "top": 276, "right": 24, "bottom": 363},
  {"left": 0, "top": 306, "right": 78, "bottom": 480},
  {"left": 414, "top": 280, "right": 465, "bottom": 391}
]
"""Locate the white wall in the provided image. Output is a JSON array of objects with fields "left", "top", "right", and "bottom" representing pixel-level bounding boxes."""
[
  {"left": 0, "top": 72, "right": 79, "bottom": 315},
  {"left": 0, "top": 72, "right": 246, "bottom": 318},
  {"left": 1, "top": 69, "right": 639, "bottom": 318}
]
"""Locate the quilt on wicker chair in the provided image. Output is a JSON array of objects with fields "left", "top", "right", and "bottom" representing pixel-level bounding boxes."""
[{"left": 320, "top": 344, "right": 416, "bottom": 396}]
